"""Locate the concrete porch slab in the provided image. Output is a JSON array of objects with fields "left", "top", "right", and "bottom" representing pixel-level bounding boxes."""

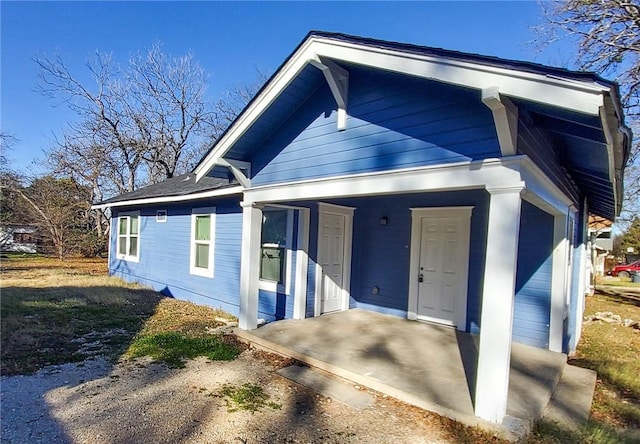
[
  {"left": 276, "top": 365, "right": 375, "bottom": 410},
  {"left": 235, "top": 309, "right": 568, "bottom": 439}
]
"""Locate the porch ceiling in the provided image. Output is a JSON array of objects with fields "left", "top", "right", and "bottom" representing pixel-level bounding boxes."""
[{"left": 514, "top": 99, "right": 619, "bottom": 219}]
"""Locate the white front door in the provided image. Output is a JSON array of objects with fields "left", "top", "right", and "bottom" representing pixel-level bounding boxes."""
[
  {"left": 409, "top": 207, "right": 472, "bottom": 329},
  {"left": 316, "top": 203, "right": 354, "bottom": 315}
]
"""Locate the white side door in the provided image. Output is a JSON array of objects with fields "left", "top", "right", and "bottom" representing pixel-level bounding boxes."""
[
  {"left": 409, "top": 207, "right": 472, "bottom": 329},
  {"left": 316, "top": 203, "right": 354, "bottom": 316}
]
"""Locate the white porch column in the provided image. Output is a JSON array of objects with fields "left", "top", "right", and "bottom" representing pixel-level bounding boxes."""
[
  {"left": 239, "top": 202, "right": 262, "bottom": 330},
  {"left": 549, "top": 213, "right": 569, "bottom": 352},
  {"left": 475, "top": 184, "right": 524, "bottom": 423}
]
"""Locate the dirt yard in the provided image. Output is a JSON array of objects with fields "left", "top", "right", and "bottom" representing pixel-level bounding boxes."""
[{"left": 1, "top": 348, "right": 499, "bottom": 444}]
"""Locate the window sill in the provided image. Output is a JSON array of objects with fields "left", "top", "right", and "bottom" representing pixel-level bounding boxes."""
[
  {"left": 190, "top": 266, "right": 214, "bottom": 278},
  {"left": 259, "top": 279, "right": 288, "bottom": 295},
  {"left": 116, "top": 254, "right": 139, "bottom": 263}
]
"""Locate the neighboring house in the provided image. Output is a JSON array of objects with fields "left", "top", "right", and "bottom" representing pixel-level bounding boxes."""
[
  {"left": 0, "top": 224, "right": 38, "bottom": 253},
  {"left": 94, "top": 32, "right": 630, "bottom": 425},
  {"left": 587, "top": 215, "right": 613, "bottom": 277}
]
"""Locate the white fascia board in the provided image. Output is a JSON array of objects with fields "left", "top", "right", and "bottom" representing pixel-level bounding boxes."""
[
  {"left": 91, "top": 186, "right": 243, "bottom": 210},
  {"left": 194, "top": 39, "right": 318, "bottom": 182},
  {"left": 518, "top": 156, "right": 575, "bottom": 216},
  {"left": 310, "top": 39, "right": 606, "bottom": 115},
  {"left": 244, "top": 158, "right": 526, "bottom": 204}
]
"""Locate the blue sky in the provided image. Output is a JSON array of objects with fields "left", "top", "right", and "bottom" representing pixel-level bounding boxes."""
[{"left": 2, "top": 1, "right": 557, "bottom": 172}]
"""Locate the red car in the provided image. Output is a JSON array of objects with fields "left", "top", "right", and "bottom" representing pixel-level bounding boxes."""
[{"left": 610, "top": 260, "right": 640, "bottom": 278}]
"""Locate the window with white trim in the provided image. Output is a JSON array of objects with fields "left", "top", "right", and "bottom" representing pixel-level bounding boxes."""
[
  {"left": 116, "top": 212, "right": 140, "bottom": 262},
  {"left": 190, "top": 207, "right": 215, "bottom": 277},
  {"left": 259, "top": 208, "right": 293, "bottom": 293},
  {"left": 156, "top": 210, "right": 167, "bottom": 222}
]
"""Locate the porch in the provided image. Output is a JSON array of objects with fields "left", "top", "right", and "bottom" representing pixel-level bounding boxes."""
[{"left": 236, "top": 309, "right": 567, "bottom": 436}]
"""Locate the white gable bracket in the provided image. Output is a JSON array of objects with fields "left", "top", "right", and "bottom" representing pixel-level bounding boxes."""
[
  {"left": 216, "top": 158, "right": 252, "bottom": 188},
  {"left": 481, "top": 86, "right": 519, "bottom": 157},
  {"left": 310, "top": 55, "right": 349, "bottom": 130}
]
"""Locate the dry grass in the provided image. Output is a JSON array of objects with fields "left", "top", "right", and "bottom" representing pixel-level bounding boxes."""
[
  {"left": 0, "top": 255, "right": 239, "bottom": 374},
  {"left": 528, "top": 288, "right": 640, "bottom": 443},
  {"left": 572, "top": 291, "right": 640, "bottom": 428}
]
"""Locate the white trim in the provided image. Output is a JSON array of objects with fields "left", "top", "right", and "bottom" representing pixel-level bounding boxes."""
[
  {"left": 239, "top": 204, "right": 262, "bottom": 330},
  {"left": 549, "top": 212, "right": 569, "bottom": 353},
  {"left": 216, "top": 158, "right": 251, "bottom": 188},
  {"left": 155, "top": 210, "right": 167, "bottom": 223},
  {"left": 310, "top": 56, "right": 349, "bottom": 130},
  {"left": 258, "top": 208, "right": 293, "bottom": 295},
  {"left": 189, "top": 207, "right": 216, "bottom": 278},
  {"left": 315, "top": 203, "right": 355, "bottom": 317},
  {"left": 482, "top": 86, "right": 518, "bottom": 157},
  {"left": 194, "top": 35, "right": 609, "bottom": 181},
  {"left": 407, "top": 207, "right": 472, "bottom": 330},
  {"left": 294, "top": 208, "right": 310, "bottom": 320},
  {"left": 91, "top": 186, "right": 243, "bottom": 210},
  {"left": 475, "top": 185, "right": 523, "bottom": 423},
  {"left": 115, "top": 211, "right": 140, "bottom": 263},
  {"left": 245, "top": 157, "right": 525, "bottom": 204}
]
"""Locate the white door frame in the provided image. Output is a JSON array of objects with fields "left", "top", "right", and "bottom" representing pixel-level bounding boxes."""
[
  {"left": 314, "top": 202, "right": 355, "bottom": 317},
  {"left": 407, "top": 206, "right": 473, "bottom": 330}
]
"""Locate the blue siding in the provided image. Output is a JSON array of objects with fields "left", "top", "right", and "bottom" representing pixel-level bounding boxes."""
[
  {"left": 109, "top": 197, "right": 243, "bottom": 316},
  {"left": 251, "top": 67, "right": 500, "bottom": 185},
  {"left": 295, "top": 190, "right": 489, "bottom": 332},
  {"left": 567, "top": 204, "right": 586, "bottom": 353},
  {"left": 518, "top": 110, "right": 579, "bottom": 205},
  {"left": 514, "top": 201, "right": 554, "bottom": 348}
]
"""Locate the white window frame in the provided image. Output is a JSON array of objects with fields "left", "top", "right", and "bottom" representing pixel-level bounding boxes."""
[
  {"left": 259, "top": 207, "right": 293, "bottom": 295},
  {"left": 190, "top": 207, "right": 216, "bottom": 278},
  {"left": 156, "top": 210, "right": 167, "bottom": 223},
  {"left": 116, "top": 211, "right": 141, "bottom": 263}
]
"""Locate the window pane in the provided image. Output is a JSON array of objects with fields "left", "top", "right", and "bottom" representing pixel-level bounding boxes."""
[
  {"left": 262, "top": 210, "right": 287, "bottom": 245},
  {"left": 119, "top": 218, "right": 128, "bottom": 235},
  {"left": 260, "top": 246, "right": 284, "bottom": 283},
  {"left": 118, "top": 236, "right": 127, "bottom": 255},
  {"left": 195, "top": 243, "right": 209, "bottom": 268},
  {"left": 195, "top": 215, "right": 210, "bottom": 241},
  {"left": 129, "top": 236, "right": 138, "bottom": 257},
  {"left": 130, "top": 216, "right": 139, "bottom": 235}
]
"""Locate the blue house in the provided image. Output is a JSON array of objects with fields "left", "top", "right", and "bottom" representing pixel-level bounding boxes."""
[{"left": 95, "top": 32, "right": 630, "bottom": 424}]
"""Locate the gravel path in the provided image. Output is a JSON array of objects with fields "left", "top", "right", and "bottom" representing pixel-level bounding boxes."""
[{"left": 1, "top": 349, "right": 465, "bottom": 444}]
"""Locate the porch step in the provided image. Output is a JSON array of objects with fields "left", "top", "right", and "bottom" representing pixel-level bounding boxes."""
[
  {"left": 276, "top": 365, "right": 374, "bottom": 410},
  {"left": 541, "top": 364, "right": 597, "bottom": 429}
]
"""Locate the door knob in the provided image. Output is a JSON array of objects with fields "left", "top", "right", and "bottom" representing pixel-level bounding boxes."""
[{"left": 418, "top": 273, "right": 424, "bottom": 283}]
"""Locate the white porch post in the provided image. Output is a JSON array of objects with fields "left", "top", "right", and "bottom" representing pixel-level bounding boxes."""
[
  {"left": 549, "top": 213, "right": 569, "bottom": 352},
  {"left": 475, "top": 184, "right": 524, "bottom": 423},
  {"left": 239, "top": 202, "right": 262, "bottom": 330}
]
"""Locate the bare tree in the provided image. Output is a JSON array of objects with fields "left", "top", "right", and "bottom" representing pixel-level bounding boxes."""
[
  {"left": 537, "top": 0, "right": 640, "bottom": 222},
  {"left": 0, "top": 133, "right": 17, "bottom": 173},
  {"left": 1, "top": 176, "right": 93, "bottom": 259},
  {"left": 36, "top": 44, "right": 217, "bottom": 194}
]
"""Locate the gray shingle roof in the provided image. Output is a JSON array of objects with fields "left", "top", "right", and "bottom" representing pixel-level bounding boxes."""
[{"left": 99, "top": 174, "right": 236, "bottom": 205}]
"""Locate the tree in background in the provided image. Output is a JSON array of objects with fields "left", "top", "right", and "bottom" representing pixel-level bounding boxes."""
[
  {"left": 35, "top": 46, "right": 264, "bottom": 252},
  {"left": 1, "top": 175, "right": 95, "bottom": 259},
  {"left": 36, "top": 44, "right": 216, "bottom": 196},
  {"left": 621, "top": 217, "right": 640, "bottom": 258},
  {"left": 538, "top": 0, "right": 639, "bottom": 224}
]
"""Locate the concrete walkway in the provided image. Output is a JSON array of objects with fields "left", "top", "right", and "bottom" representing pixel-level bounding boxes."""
[{"left": 236, "top": 309, "right": 568, "bottom": 439}]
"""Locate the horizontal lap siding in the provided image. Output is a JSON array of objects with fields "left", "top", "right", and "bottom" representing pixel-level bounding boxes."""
[
  {"left": 251, "top": 68, "right": 500, "bottom": 185},
  {"left": 518, "top": 112, "right": 579, "bottom": 204},
  {"left": 514, "top": 201, "right": 554, "bottom": 348},
  {"left": 109, "top": 198, "right": 243, "bottom": 315},
  {"left": 319, "top": 191, "right": 488, "bottom": 332}
]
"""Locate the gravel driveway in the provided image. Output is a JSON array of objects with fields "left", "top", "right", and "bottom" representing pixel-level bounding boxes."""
[{"left": 1, "top": 348, "right": 466, "bottom": 444}]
